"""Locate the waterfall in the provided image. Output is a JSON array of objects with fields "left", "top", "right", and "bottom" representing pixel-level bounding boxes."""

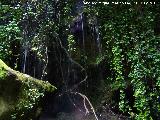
[
  {"left": 22, "top": 22, "right": 29, "bottom": 74},
  {"left": 22, "top": 43, "right": 28, "bottom": 73},
  {"left": 95, "top": 19, "right": 101, "bottom": 53},
  {"left": 21, "top": 1, "right": 30, "bottom": 74},
  {"left": 18, "top": 1, "right": 100, "bottom": 119},
  {"left": 81, "top": 13, "right": 85, "bottom": 49}
]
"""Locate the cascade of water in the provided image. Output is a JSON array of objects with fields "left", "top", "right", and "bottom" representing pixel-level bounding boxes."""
[
  {"left": 21, "top": 2, "right": 44, "bottom": 78},
  {"left": 95, "top": 18, "right": 101, "bottom": 53},
  {"left": 81, "top": 13, "right": 85, "bottom": 49},
  {"left": 22, "top": 44, "right": 28, "bottom": 73},
  {"left": 21, "top": 2, "right": 29, "bottom": 74},
  {"left": 22, "top": 24, "right": 29, "bottom": 74},
  {"left": 81, "top": 12, "right": 90, "bottom": 96}
]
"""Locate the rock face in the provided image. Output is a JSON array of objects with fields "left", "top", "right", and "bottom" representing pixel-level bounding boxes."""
[{"left": 0, "top": 59, "right": 56, "bottom": 120}]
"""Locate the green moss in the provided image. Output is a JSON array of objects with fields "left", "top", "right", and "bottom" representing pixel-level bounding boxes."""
[
  {"left": 0, "top": 68, "right": 7, "bottom": 80},
  {"left": 0, "top": 59, "right": 56, "bottom": 120},
  {"left": 0, "top": 59, "right": 10, "bottom": 69},
  {"left": 0, "top": 61, "right": 8, "bottom": 80}
]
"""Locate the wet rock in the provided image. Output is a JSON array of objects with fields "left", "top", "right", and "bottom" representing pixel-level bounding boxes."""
[{"left": 0, "top": 59, "right": 56, "bottom": 120}]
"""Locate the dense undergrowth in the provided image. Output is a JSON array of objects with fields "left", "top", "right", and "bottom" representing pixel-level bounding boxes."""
[{"left": 0, "top": 0, "right": 160, "bottom": 119}]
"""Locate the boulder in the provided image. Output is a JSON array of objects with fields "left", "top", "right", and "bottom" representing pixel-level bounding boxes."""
[{"left": 0, "top": 59, "right": 56, "bottom": 120}]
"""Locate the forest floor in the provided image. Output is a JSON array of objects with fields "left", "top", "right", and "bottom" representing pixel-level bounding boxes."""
[{"left": 49, "top": 105, "right": 129, "bottom": 120}]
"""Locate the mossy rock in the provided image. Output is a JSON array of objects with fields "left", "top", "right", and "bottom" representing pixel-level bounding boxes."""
[{"left": 0, "top": 59, "right": 56, "bottom": 120}]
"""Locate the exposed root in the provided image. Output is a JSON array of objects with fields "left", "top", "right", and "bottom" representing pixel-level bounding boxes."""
[{"left": 70, "top": 92, "right": 99, "bottom": 120}]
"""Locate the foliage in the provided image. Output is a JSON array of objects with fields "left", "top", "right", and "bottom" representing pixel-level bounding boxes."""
[
  {"left": 67, "top": 34, "right": 76, "bottom": 54},
  {"left": 0, "top": 3, "right": 22, "bottom": 65},
  {"left": 0, "top": 59, "right": 55, "bottom": 119},
  {"left": 84, "top": 3, "right": 160, "bottom": 119},
  {"left": 11, "top": 78, "right": 48, "bottom": 120},
  {"left": 1, "top": 0, "right": 160, "bottom": 119}
]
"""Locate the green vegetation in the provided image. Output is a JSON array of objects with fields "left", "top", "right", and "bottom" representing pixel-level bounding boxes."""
[
  {"left": 0, "top": 1, "right": 160, "bottom": 120},
  {"left": 68, "top": 35, "right": 76, "bottom": 54},
  {"left": 0, "top": 59, "right": 56, "bottom": 119},
  {"left": 0, "top": 4, "right": 22, "bottom": 62},
  {"left": 87, "top": 3, "right": 160, "bottom": 119}
]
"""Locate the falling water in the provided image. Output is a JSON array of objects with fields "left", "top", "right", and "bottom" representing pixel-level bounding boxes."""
[
  {"left": 81, "top": 13, "right": 85, "bottom": 49},
  {"left": 20, "top": 1, "right": 100, "bottom": 120},
  {"left": 21, "top": 2, "right": 30, "bottom": 74},
  {"left": 20, "top": 1, "right": 45, "bottom": 79},
  {"left": 95, "top": 23, "right": 101, "bottom": 53},
  {"left": 22, "top": 22, "right": 29, "bottom": 74},
  {"left": 22, "top": 43, "right": 28, "bottom": 73}
]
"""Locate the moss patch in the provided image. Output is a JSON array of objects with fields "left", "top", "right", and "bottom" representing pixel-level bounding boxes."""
[{"left": 0, "top": 59, "right": 56, "bottom": 120}]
